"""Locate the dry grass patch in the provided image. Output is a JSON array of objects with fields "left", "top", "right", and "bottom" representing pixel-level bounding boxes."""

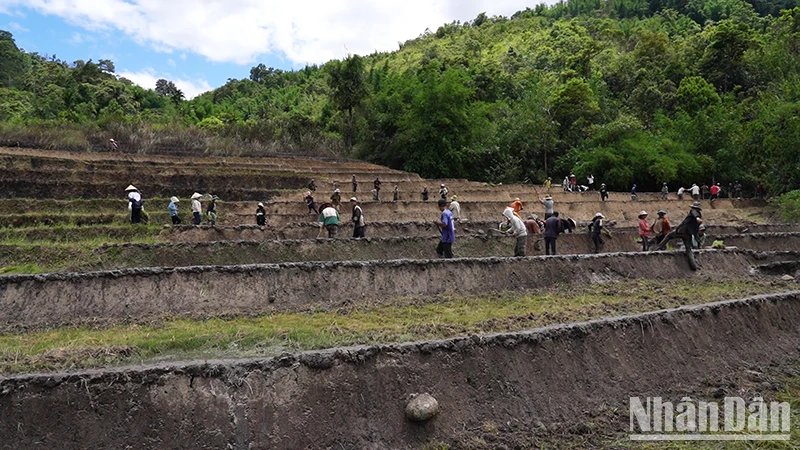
[{"left": 0, "top": 278, "right": 792, "bottom": 374}]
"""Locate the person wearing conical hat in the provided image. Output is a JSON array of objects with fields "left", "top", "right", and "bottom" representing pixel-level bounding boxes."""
[
  {"left": 168, "top": 196, "right": 181, "bottom": 225},
  {"left": 538, "top": 195, "right": 554, "bottom": 219},
  {"left": 652, "top": 209, "right": 671, "bottom": 246},
  {"left": 350, "top": 197, "right": 366, "bottom": 238},
  {"left": 652, "top": 202, "right": 703, "bottom": 270},
  {"left": 331, "top": 188, "right": 342, "bottom": 211},
  {"left": 590, "top": 212, "right": 607, "bottom": 253},
  {"left": 438, "top": 183, "right": 448, "bottom": 200},
  {"left": 638, "top": 211, "right": 650, "bottom": 251},
  {"left": 256, "top": 202, "right": 267, "bottom": 226},
  {"left": 125, "top": 185, "right": 143, "bottom": 224},
  {"left": 191, "top": 192, "right": 203, "bottom": 225},
  {"left": 449, "top": 195, "right": 461, "bottom": 221}
]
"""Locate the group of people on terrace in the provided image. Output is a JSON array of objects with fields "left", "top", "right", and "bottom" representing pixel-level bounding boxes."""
[
  {"left": 125, "top": 175, "right": 710, "bottom": 266},
  {"left": 636, "top": 181, "right": 764, "bottom": 202},
  {"left": 125, "top": 185, "right": 220, "bottom": 226}
]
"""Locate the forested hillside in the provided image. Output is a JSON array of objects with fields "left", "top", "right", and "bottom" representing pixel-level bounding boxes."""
[{"left": 1, "top": 0, "right": 800, "bottom": 193}]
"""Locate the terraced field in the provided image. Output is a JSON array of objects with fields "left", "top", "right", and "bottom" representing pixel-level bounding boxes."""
[{"left": 0, "top": 146, "right": 798, "bottom": 449}]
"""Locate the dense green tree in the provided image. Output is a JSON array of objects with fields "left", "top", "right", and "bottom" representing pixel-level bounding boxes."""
[
  {"left": 0, "top": 31, "right": 26, "bottom": 88},
  {"left": 155, "top": 79, "right": 180, "bottom": 97},
  {"left": 699, "top": 20, "right": 755, "bottom": 93},
  {"left": 3, "top": 0, "right": 800, "bottom": 192},
  {"left": 326, "top": 55, "right": 368, "bottom": 149}
]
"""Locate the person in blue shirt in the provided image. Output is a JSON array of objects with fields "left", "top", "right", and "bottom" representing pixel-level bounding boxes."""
[
  {"left": 434, "top": 198, "right": 455, "bottom": 258},
  {"left": 631, "top": 183, "right": 637, "bottom": 201},
  {"left": 168, "top": 196, "right": 181, "bottom": 225}
]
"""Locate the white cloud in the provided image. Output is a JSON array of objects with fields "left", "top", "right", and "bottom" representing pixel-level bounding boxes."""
[
  {"left": 7, "top": 21, "right": 28, "bottom": 32},
  {"left": 0, "top": 0, "right": 551, "bottom": 65},
  {"left": 167, "top": 58, "right": 176, "bottom": 68},
  {"left": 117, "top": 68, "right": 212, "bottom": 99}
]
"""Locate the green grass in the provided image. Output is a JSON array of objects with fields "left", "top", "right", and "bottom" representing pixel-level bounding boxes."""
[
  {"left": 0, "top": 223, "right": 163, "bottom": 246},
  {"left": 609, "top": 375, "right": 800, "bottom": 450},
  {"left": 0, "top": 278, "right": 787, "bottom": 374},
  {"left": 0, "top": 264, "right": 43, "bottom": 274}
]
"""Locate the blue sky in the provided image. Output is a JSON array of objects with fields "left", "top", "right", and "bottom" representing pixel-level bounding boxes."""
[{"left": 0, "top": 0, "right": 550, "bottom": 98}]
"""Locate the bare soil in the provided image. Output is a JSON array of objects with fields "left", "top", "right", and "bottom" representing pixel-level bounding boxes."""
[
  {"left": 0, "top": 146, "right": 795, "bottom": 449},
  {"left": 5, "top": 232, "right": 800, "bottom": 273},
  {"left": 0, "top": 249, "right": 797, "bottom": 332},
  {"left": 1, "top": 291, "right": 798, "bottom": 449}
]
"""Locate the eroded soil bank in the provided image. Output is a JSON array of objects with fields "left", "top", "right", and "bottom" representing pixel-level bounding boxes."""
[
  {"left": 4, "top": 232, "right": 800, "bottom": 273},
  {"left": 0, "top": 249, "right": 797, "bottom": 332},
  {"left": 1, "top": 292, "right": 798, "bottom": 449},
  {"left": 160, "top": 222, "right": 800, "bottom": 241}
]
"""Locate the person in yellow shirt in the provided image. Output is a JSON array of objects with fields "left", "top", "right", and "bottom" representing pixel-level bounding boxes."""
[{"left": 544, "top": 177, "right": 551, "bottom": 191}]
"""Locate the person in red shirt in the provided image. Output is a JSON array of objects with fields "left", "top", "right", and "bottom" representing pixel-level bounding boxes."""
[
  {"left": 710, "top": 183, "right": 721, "bottom": 201},
  {"left": 525, "top": 214, "right": 542, "bottom": 234},
  {"left": 651, "top": 209, "right": 671, "bottom": 246},
  {"left": 638, "top": 211, "right": 650, "bottom": 251}
]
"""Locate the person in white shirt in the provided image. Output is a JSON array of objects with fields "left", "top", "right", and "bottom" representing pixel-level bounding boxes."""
[
  {"left": 503, "top": 207, "right": 528, "bottom": 257},
  {"left": 191, "top": 192, "right": 203, "bottom": 225},
  {"left": 125, "top": 185, "right": 143, "bottom": 224},
  {"left": 690, "top": 184, "right": 700, "bottom": 200},
  {"left": 448, "top": 195, "right": 461, "bottom": 221}
]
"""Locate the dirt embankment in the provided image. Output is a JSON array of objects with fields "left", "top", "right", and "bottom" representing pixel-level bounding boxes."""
[
  {"left": 88, "top": 231, "right": 800, "bottom": 263},
  {"left": 0, "top": 147, "right": 417, "bottom": 176},
  {"left": 160, "top": 222, "right": 800, "bottom": 242},
  {"left": 1, "top": 291, "right": 798, "bottom": 449},
  {"left": 5, "top": 232, "right": 800, "bottom": 273},
  {"left": 160, "top": 198, "right": 766, "bottom": 227},
  {"left": 0, "top": 249, "right": 797, "bottom": 332}
]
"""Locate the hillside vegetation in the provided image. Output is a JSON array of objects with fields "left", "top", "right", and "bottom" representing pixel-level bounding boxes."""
[{"left": 1, "top": 0, "right": 799, "bottom": 192}]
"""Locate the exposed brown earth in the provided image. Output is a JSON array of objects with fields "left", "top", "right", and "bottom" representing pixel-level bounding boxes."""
[
  {"left": 1, "top": 292, "right": 798, "bottom": 449},
  {"left": 0, "top": 249, "right": 797, "bottom": 332},
  {"left": 0, "top": 146, "right": 797, "bottom": 449},
  {"left": 4, "top": 232, "right": 800, "bottom": 273}
]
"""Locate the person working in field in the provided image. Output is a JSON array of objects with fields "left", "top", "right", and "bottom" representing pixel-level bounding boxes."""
[
  {"left": 168, "top": 196, "right": 181, "bottom": 225},
  {"left": 503, "top": 207, "right": 528, "bottom": 257},
  {"left": 318, "top": 202, "right": 340, "bottom": 238},
  {"left": 125, "top": 185, "right": 143, "bottom": 224},
  {"left": 538, "top": 195, "right": 554, "bottom": 219},
  {"left": 449, "top": 195, "right": 461, "bottom": 221},
  {"left": 510, "top": 197, "right": 524, "bottom": 218},
  {"left": 191, "top": 192, "right": 203, "bottom": 225},
  {"left": 434, "top": 198, "right": 455, "bottom": 258},
  {"left": 256, "top": 202, "right": 267, "bottom": 226},
  {"left": 350, "top": 197, "right": 366, "bottom": 238}
]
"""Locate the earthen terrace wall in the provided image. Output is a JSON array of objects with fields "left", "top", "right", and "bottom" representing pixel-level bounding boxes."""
[
  {"left": 0, "top": 250, "right": 796, "bottom": 332},
  {"left": 1, "top": 292, "right": 798, "bottom": 449}
]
